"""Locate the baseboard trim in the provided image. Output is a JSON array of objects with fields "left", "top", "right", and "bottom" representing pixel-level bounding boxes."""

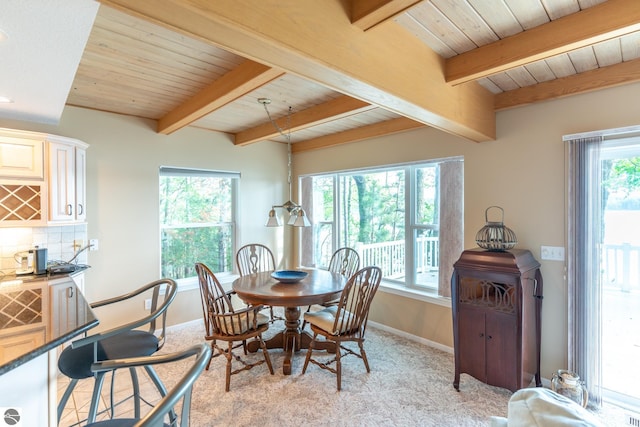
[
  {"left": 168, "top": 318, "right": 455, "bottom": 354},
  {"left": 367, "top": 320, "right": 454, "bottom": 354}
]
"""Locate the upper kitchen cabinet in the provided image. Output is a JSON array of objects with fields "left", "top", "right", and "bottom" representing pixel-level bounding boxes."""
[
  {"left": 0, "top": 129, "right": 46, "bottom": 225},
  {"left": 0, "top": 129, "right": 44, "bottom": 179},
  {"left": 48, "top": 137, "right": 88, "bottom": 223},
  {"left": 0, "top": 128, "right": 88, "bottom": 226}
]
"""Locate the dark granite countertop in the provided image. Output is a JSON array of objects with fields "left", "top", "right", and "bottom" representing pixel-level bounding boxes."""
[{"left": 0, "top": 270, "right": 98, "bottom": 375}]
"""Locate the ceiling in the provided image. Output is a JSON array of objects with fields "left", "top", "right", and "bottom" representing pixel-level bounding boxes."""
[{"left": 2, "top": 0, "right": 640, "bottom": 152}]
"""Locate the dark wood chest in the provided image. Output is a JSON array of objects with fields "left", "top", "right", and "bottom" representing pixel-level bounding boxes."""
[{"left": 451, "top": 248, "right": 543, "bottom": 392}]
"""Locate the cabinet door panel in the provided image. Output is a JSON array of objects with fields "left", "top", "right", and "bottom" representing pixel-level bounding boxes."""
[
  {"left": 50, "top": 282, "right": 78, "bottom": 338},
  {"left": 0, "top": 137, "right": 44, "bottom": 178},
  {"left": 75, "top": 147, "right": 86, "bottom": 221},
  {"left": 49, "top": 142, "right": 75, "bottom": 221},
  {"left": 458, "top": 307, "right": 486, "bottom": 382},
  {"left": 486, "top": 311, "right": 518, "bottom": 390}
]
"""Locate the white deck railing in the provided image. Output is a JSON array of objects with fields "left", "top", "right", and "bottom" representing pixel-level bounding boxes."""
[
  {"left": 603, "top": 243, "right": 640, "bottom": 292},
  {"left": 354, "top": 240, "right": 639, "bottom": 293},
  {"left": 356, "top": 237, "right": 439, "bottom": 278}
]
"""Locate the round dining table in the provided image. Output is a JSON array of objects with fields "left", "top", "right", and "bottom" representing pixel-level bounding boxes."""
[{"left": 232, "top": 268, "right": 347, "bottom": 375}]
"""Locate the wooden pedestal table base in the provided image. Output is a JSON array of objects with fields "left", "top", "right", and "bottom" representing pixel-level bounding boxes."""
[{"left": 246, "top": 306, "right": 336, "bottom": 375}]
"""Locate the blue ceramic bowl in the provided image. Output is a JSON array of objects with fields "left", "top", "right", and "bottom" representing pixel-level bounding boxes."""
[{"left": 271, "top": 270, "right": 308, "bottom": 284}]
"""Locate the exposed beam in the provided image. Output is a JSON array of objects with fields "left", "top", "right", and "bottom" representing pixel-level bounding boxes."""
[
  {"left": 235, "top": 96, "right": 376, "bottom": 146},
  {"left": 157, "top": 60, "right": 283, "bottom": 134},
  {"left": 351, "top": 0, "right": 422, "bottom": 31},
  {"left": 446, "top": 0, "right": 640, "bottom": 85},
  {"left": 292, "top": 117, "right": 424, "bottom": 153},
  {"left": 495, "top": 58, "right": 640, "bottom": 111},
  {"left": 98, "top": 0, "right": 495, "bottom": 142}
]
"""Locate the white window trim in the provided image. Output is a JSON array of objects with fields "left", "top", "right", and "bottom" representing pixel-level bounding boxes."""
[
  {"left": 379, "top": 280, "right": 451, "bottom": 307},
  {"left": 159, "top": 166, "right": 239, "bottom": 286},
  {"left": 176, "top": 272, "right": 238, "bottom": 293},
  {"left": 301, "top": 155, "right": 462, "bottom": 297}
]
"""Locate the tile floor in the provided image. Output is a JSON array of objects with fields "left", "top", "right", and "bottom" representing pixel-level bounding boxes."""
[{"left": 57, "top": 369, "right": 161, "bottom": 427}]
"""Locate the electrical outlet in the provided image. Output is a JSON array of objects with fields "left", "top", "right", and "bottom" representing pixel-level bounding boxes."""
[
  {"left": 144, "top": 299, "right": 152, "bottom": 310},
  {"left": 541, "top": 245, "right": 565, "bottom": 261},
  {"left": 89, "top": 239, "right": 98, "bottom": 251},
  {"left": 73, "top": 239, "right": 84, "bottom": 250}
]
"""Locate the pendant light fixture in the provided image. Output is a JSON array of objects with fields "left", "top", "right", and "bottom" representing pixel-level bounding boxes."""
[{"left": 259, "top": 98, "right": 311, "bottom": 227}]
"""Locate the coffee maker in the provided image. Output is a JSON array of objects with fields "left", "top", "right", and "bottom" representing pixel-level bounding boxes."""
[
  {"left": 31, "top": 247, "right": 48, "bottom": 275},
  {"left": 14, "top": 247, "right": 47, "bottom": 275}
]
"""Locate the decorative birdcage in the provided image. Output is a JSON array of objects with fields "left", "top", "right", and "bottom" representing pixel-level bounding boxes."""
[{"left": 475, "top": 206, "right": 517, "bottom": 251}]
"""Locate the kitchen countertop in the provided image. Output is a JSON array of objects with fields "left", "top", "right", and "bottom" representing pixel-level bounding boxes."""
[
  {"left": 0, "top": 264, "right": 90, "bottom": 284},
  {"left": 0, "top": 268, "right": 99, "bottom": 375}
]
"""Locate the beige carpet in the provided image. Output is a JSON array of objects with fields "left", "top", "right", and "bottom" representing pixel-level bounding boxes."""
[
  {"left": 153, "top": 317, "right": 635, "bottom": 427},
  {"left": 156, "top": 319, "right": 514, "bottom": 426}
]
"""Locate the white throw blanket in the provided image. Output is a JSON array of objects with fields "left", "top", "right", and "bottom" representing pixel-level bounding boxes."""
[{"left": 490, "top": 388, "right": 604, "bottom": 427}]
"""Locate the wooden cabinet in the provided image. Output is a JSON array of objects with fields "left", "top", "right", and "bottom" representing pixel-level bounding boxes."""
[
  {"left": 451, "top": 248, "right": 543, "bottom": 392},
  {"left": 0, "top": 128, "right": 88, "bottom": 226},
  {"left": 0, "top": 277, "right": 96, "bottom": 426},
  {"left": 0, "top": 133, "right": 44, "bottom": 179},
  {"left": 48, "top": 137, "right": 88, "bottom": 223},
  {"left": 0, "top": 129, "right": 47, "bottom": 226},
  {"left": 0, "top": 180, "right": 46, "bottom": 225},
  {"left": 50, "top": 281, "right": 79, "bottom": 338},
  {"left": 70, "top": 271, "right": 86, "bottom": 294}
]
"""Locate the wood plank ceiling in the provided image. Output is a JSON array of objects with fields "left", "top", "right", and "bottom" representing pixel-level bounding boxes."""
[{"left": 66, "top": 0, "right": 640, "bottom": 152}]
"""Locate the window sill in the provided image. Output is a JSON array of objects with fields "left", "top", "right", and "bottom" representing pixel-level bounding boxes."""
[
  {"left": 379, "top": 281, "right": 451, "bottom": 308},
  {"left": 176, "top": 273, "right": 237, "bottom": 292}
]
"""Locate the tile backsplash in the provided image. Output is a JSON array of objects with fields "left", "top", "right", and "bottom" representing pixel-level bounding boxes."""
[{"left": 0, "top": 225, "right": 88, "bottom": 276}]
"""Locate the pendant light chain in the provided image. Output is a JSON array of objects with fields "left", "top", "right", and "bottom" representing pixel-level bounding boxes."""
[
  {"left": 261, "top": 102, "right": 294, "bottom": 202},
  {"left": 260, "top": 99, "right": 310, "bottom": 227}
]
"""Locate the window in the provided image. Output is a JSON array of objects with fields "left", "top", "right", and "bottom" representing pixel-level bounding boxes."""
[
  {"left": 300, "top": 158, "right": 463, "bottom": 297},
  {"left": 159, "top": 167, "right": 239, "bottom": 284}
]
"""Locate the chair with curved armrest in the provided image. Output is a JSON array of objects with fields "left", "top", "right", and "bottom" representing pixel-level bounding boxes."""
[
  {"left": 302, "top": 247, "right": 360, "bottom": 329},
  {"left": 57, "top": 278, "right": 178, "bottom": 424},
  {"left": 84, "top": 343, "right": 211, "bottom": 427},
  {"left": 302, "top": 266, "right": 382, "bottom": 390},
  {"left": 235, "top": 243, "right": 282, "bottom": 323},
  {"left": 195, "top": 262, "right": 274, "bottom": 391}
]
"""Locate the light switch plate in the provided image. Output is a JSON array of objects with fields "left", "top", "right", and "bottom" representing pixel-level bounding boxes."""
[{"left": 541, "top": 245, "right": 564, "bottom": 261}]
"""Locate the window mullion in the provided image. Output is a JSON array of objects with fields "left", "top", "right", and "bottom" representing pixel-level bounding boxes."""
[{"left": 406, "top": 166, "right": 415, "bottom": 286}]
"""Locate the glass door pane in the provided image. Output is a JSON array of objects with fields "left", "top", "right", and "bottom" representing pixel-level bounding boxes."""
[{"left": 601, "top": 144, "right": 640, "bottom": 410}]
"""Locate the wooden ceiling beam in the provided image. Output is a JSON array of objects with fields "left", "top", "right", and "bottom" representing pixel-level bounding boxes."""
[
  {"left": 98, "top": 0, "right": 495, "bottom": 143},
  {"left": 495, "top": 58, "right": 640, "bottom": 111},
  {"left": 446, "top": 0, "right": 640, "bottom": 85},
  {"left": 292, "top": 117, "right": 424, "bottom": 153},
  {"left": 157, "top": 60, "right": 283, "bottom": 134},
  {"left": 351, "top": 0, "right": 422, "bottom": 31},
  {"left": 235, "top": 95, "right": 375, "bottom": 146}
]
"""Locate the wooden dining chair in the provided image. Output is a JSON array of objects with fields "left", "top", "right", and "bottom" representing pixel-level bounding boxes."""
[
  {"left": 302, "top": 247, "right": 360, "bottom": 330},
  {"left": 235, "top": 243, "right": 282, "bottom": 323},
  {"left": 195, "top": 262, "right": 274, "bottom": 391},
  {"left": 302, "top": 266, "right": 382, "bottom": 390}
]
